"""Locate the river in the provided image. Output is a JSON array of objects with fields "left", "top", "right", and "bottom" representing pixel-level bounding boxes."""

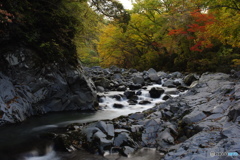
[{"left": 0, "top": 84, "right": 184, "bottom": 160}]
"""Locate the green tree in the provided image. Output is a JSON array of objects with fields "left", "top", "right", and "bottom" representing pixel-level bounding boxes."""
[{"left": 0, "top": 0, "right": 129, "bottom": 67}]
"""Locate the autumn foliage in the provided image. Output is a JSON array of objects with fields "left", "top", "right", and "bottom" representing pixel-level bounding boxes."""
[
  {"left": 98, "top": 0, "right": 240, "bottom": 72},
  {"left": 0, "top": 4, "right": 13, "bottom": 24},
  {"left": 1, "top": 0, "right": 240, "bottom": 72},
  {"left": 168, "top": 9, "right": 215, "bottom": 52}
]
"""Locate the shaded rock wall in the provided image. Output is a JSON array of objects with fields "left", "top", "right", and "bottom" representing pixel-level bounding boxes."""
[{"left": 0, "top": 47, "right": 98, "bottom": 124}]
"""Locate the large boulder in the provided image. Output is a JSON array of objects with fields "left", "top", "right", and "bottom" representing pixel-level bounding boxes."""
[
  {"left": 228, "top": 102, "right": 240, "bottom": 122},
  {"left": 147, "top": 68, "right": 160, "bottom": 82},
  {"left": 149, "top": 87, "right": 165, "bottom": 98},
  {"left": 162, "top": 80, "right": 177, "bottom": 88},
  {"left": 132, "top": 74, "right": 144, "bottom": 85},
  {"left": 0, "top": 48, "right": 98, "bottom": 124},
  {"left": 183, "top": 73, "right": 198, "bottom": 86}
]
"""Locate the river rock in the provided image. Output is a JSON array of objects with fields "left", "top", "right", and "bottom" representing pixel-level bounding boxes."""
[
  {"left": 124, "top": 90, "right": 135, "bottom": 99},
  {"left": 96, "top": 86, "right": 105, "bottom": 92},
  {"left": 129, "top": 84, "right": 142, "bottom": 90},
  {"left": 113, "top": 132, "right": 136, "bottom": 147},
  {"left": 136, "top": 90, "right": 142, "bottom": 95},
  {"left": 95, "top": 121, "right": 115, "bottom": 137},
  {"left": 147, "top": 68, "right": 160, "bottom": 82},
  {"left": 149, "top": 87, "right": 165, "bottom": 98},
  {"left": 139, "top": 100, "right": 151, "bottom": 105},
  {"left": 110, "top": 95, "right": 123, "bottom": 101},
  {"left": 109, "top": 65, "right": 122, "bottom": 74},
  {"left": 162, "top": 80, "right": 176, "bottom": 88},
  {"left": 129, "top": 113, "right": 144, "bottom": 120},
  {"left": 128, "top": 99, "right": 138, "bottom": 105},
  {"left": 157, "top": 128, "right": 175, "bottom": 145},
  {"left": 51, "top": 71, "right": 240, "bottom": 160},
  {"left": 122, "top": 146, "right": 135, "bottom": 157},
  {"left": 157, "top": 71, "right": 169, "bottom": 78},
  {"left": 147, "top": 68, "right": 157, "bottom": 74},
  {"left": 182, "top": 111, "right": 207, "bottom": 124},
  {"left": 94, "top": 77, "right": 111, "bottom": 89},
  {"left": 162, "top": 95, "right": 171, "bottom": 100},
  {"left": 117, "top": 85, "right": 127, "bottom": 91},
  {"left": 165, "top": 90, "right": 180, "bottom": 95},
  {"left": 170, "top": 72, "right": 183, "bottom": 78},
  {"left": 142, "top": 119, "right": 162, "bottom": 147},
  {"left": 183, "top": 73, "right": 198, "bottom": 86},
  {"left": 132, "top": 75, "right": 144, "bottom": 85},
  {"left": 0, "top": 77, "right": 15, "bottom": 102},
  {"left": 113, "top": 103, "right": 125, "bottom": 109},
  {"left": 228, "top": 102, "right": 240, "bottom": 122}
]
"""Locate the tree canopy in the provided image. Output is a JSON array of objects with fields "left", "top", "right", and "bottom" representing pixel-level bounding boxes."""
[
  {"left": 98, "top": 0, "right": 240, "bottom": 72},
  {"left": 1, "top": 0, "right": 240, "bottom": 72},
  {"left": 0, "top": 0, "right": 128, "bottom": 67}
]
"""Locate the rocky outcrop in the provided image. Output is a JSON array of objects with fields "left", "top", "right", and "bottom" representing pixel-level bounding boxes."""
[
  {"left": 0, "top": 48, "right": 98, "bottom": 124},
  {"left": 51, "top": 71, "right": 240, "bottom": 159},
  {"left": 84, "top": 66, "right": 188, "bottom": 92}
]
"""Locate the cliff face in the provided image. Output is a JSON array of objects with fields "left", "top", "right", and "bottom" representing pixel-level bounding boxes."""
[{"left": 0, "top": 47, "right": 98, "bottom": 125}]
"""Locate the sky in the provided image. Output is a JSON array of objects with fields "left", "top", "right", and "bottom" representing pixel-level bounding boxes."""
[{"left": 118, "top": 0, "right": 133, "bottom": 9}]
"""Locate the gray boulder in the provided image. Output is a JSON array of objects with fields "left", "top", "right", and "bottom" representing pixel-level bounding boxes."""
[
  {"left": 184, "top": 73, "right": 198, "bottom": 86},
  {"left": 147, "top": 68, "right": 160, "bottom": 82},
  {"left": 228, "top": 101, "right": 240, "bottom": 122},
  {"left": 148, "top": 68, "right": 157, "bottom": 74},
  {"left": 114, "top": 132, "right": 136, "bottom": 147},
  {"left": 182, "top": 111, "right": 207, "bottom": 124},
  {"left": 162, "top": 80, "right": 176, "bottom": 88},
  {"left": 132, "top": 75, "right": 144, "bottom": 85}
]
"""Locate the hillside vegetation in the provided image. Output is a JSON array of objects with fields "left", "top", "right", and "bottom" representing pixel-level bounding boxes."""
[
  {"left": 98, "top": 0, "right": 240, "bottom": 72},
  {"left": 0, "top": 0, "right": 128, "bottom": 67},
  {"left": 1, "top": 0, "right": 240, "bottom": 72}
]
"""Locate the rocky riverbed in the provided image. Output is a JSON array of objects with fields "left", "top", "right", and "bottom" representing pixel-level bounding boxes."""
[{"left": 36, "top": 66, "right": 240, "bottom": 160}]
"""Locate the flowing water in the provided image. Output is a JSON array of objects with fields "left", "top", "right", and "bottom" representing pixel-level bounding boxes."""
[{"left": 0, "top": 84, "right": 184, "bottom": 160}]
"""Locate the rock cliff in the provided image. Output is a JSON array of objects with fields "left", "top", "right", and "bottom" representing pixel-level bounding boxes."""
[{"left": 0, "top": 47, "right": 98, "bottom": 125}]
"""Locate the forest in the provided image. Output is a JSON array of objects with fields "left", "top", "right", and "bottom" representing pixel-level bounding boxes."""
[{"left": 1, "top": 0, "right": 240, "bottom": 73}]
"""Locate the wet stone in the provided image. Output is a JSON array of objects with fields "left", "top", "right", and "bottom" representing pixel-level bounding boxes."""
[
  {"left": 132, "top": 75, "right": 144, "bottom": 85},
  {"left": 117, "top": 85, "right": 127, "bottom": 91},
  {"left": 129, "top": 84, "right": 142, "bottom": 90},
  {"left": 124, "top": 90, "right": 135, "bottom": 99},
  {"left": 162, "top": 95, "right": 171, "bottom": 101},
  {"left": 128, "top": 99, "right": 138, "bottom": 105},
  {"left": 129, "top": 113, "right": 144, "bottom": 120},
  {"left": 162, "top": 80, "right": 176, "bottom": 88},
  {"left": 136, "top": 90, "right": 142, "bottom": 95},
  {"left": 139, "top": 100, "right": 151, "bottom": 105},
  {"left": 122, "top": 146, "right": 135, "bottom": 157},
  {"left": 149, "top": 87, "right": 165, "bottom": 98},
  {"left": 110, "top": 95, "right": 123, "bottom": 101},
  {"left": 113, "top": 103, "right": 125, "bottom": 109}
]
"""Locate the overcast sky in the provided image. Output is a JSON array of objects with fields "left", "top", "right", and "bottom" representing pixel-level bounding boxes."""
[{"left": 118, "top": 0, "right": 133, "bottom": 9}]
